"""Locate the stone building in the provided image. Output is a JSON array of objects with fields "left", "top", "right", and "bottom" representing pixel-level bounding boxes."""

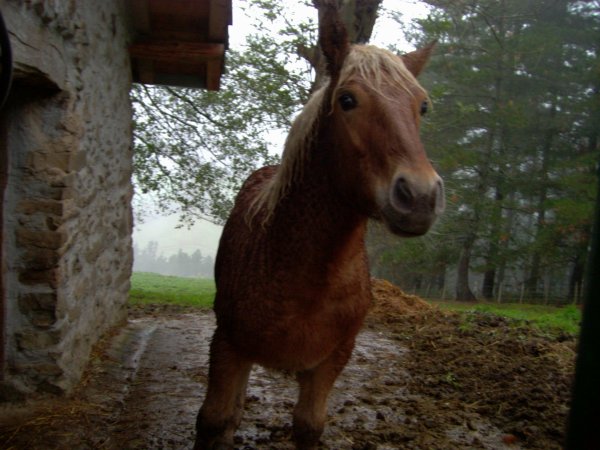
[{"left": 0, "top": 0, "right": 231, "bottom": 400}]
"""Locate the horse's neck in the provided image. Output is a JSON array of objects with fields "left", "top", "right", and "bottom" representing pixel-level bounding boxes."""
[{"left": 269, "top": 148, "right": 367, "bottom": 275}]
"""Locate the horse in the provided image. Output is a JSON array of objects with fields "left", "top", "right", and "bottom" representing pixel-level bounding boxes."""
[{"left": 194, "top": 2, "right": 444, "bottom": 449}]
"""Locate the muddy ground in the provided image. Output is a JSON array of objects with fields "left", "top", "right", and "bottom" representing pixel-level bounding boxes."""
[{"left": 0, "top": 279, "right": 576, "bottom": 449}]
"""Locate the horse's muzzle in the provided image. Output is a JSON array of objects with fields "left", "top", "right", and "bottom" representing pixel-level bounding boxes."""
[{"left": 381, "top": 173, "right": 445, "bottom": 236}]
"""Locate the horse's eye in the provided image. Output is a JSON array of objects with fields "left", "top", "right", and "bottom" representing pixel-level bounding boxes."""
[
  {"left": 339, "top": 93, "right": 358, "bottom": 111},
  {"left": 420, "top": 100, "right": 428, "bottom": 116}
]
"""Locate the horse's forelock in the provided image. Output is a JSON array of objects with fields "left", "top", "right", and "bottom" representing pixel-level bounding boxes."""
[{"left": 334, "top": 45, "right": 428, "bottom": 106}]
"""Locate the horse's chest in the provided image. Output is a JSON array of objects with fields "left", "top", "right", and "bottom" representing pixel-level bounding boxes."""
[
  {"left": 229, "top": 281, "right": 371, "bottom": 371},
  {"left": 216, "top": 214, "right": 371, "bottom": 371}
]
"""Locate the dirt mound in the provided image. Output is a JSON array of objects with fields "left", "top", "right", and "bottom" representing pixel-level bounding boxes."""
[
  {"left": 370, "top": 278, "right": 432, "bottom": 320},
  {"left": 366, "top": 279, "right": 575, "bottom": 449},
  {"left": 375, "top": 309, "right": 576, "bottom": 449}
]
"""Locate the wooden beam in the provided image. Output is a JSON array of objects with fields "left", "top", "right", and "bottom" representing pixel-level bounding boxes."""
[
  {"left": 132, "top": 58, "right": 155, "bottom": 84},
  {"left": 129, "top": 41, "right": 224, "bottom": 63},
  {"left": 127, "top": 0, "right": 151, "bottom": 35},
  {"left": 209, "top": 0, "right": 230, "bottom": 42},
  {"left": 206, "top": 59, "right": 222, "bottom": 91}
]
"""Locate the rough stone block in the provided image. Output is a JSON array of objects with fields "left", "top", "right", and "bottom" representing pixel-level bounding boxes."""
[
  {"left": 29, "top": 310, "right": 57, "bottom": 329},
  {"left": 18, "top": 292, "right": 58, "bottom": 312},
  {"left": 16, "top": 228, "right": 66, "bottom": 249},
  {"left": 22, "top": 247, "right": 59, "bottom": 270},
  {"left": 28, "top": 151, "right": 71, "bottom": 173},
  {"left": 15, "top": 329, "right": 60, "bottom": 351},
  {"left": 19, "top": 268, "right": 59, "bottom": 288},
  {"left": 17, "top": 292, "right": 57, "bottom": 329},
  {"left": 17, "top": 198, "right": 64, "bottom": 216}
]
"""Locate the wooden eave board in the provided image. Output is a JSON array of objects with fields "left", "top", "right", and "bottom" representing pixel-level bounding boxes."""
[{"left": 128, "top": 0, "right": 231, "bottom": 90}]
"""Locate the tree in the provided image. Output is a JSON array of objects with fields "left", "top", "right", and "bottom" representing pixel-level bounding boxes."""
[
  {"left": 133, "top": 242, "right": 216, "bottom": 278},
  {"left": 401, "top": 0, "right": 598, "bottom": 302},
  {"left": 132, "top": 0, "right": 382, "bottom": 225},
  {"left": 131, "top": 39, "right": 303, "bottom": 224}
]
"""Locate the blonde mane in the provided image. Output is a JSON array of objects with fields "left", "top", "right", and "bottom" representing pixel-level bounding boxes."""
[{"left": 247, "top": 44, "right": 427, "bottom": 226}]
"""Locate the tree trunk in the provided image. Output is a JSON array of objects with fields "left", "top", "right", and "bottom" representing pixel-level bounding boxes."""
[
  {"left": 526, "top": 99, "right": 556, "bottom": 299},
  {"left": 495, "top": 190, "right": 516, "bottom": 301},
  {"left": 569, "top": 253, "right": 586, "bottom": 304},
  {"left": 436, "top": 265, "right": 446, "bottom": 291},
  {"left": 456, "top": 235, "right": 477, "bottom": 302},
  {"left": 482, "top": 269, "right": 495, "bottom": 300},
  {"left": 339, "top": 0, "right": 381, "bottom": 44},
  {"left": 304, "top": 0, "right": 383, "bottom": 88},
  {"left": 481, "top": 15, "right": 512, "bottom": 300},
  {"left": 526, "top": 252, "right": 541, "bottom": 301}
]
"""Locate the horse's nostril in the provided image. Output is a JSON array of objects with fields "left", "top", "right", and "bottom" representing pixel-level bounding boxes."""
[{"left": 394, "top": 176, "right": 413, "bottom": 206}]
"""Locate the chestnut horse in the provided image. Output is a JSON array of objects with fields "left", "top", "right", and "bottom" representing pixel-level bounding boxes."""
[{"left": 194, "top": 3, "right": 444, "bottom": 449}]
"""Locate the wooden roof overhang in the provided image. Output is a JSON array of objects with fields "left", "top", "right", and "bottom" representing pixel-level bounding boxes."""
[{"left": 127, "top": 0, "right": 232, "bottom": 90}]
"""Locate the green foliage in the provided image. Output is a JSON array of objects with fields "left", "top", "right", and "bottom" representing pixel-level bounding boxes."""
[
  {"left": 131, "top": 0, "right": 315, "bottom": 225},
  {"left": 129, "top": 272, "right": 215, "bottom": 307},
  {"left": 436, "top": 301, "right": 582, "bottom": 335}
]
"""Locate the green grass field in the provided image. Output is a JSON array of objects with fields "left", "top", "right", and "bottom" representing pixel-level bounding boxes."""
[
  {"left": 129, "top": 272, "right": 215, "bottom": 307},
  {"left": 433, "top": 300, "right": 581, "bottom": 335},
  {"left": 128, "top": 272, "right": 581, "bottom": 334}
]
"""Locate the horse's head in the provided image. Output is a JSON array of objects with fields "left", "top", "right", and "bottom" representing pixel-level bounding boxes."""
[{"left": 317, "top": 1, "right": 445, "bottom": 237}]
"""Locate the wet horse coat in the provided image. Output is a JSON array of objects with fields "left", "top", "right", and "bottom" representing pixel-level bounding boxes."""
[{"left": 194, "top": 2, "right": 444, "bottom": 449}]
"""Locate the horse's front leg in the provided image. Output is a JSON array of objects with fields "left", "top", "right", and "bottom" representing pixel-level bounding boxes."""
[
  {"left": 292, "top": 338, "right": 356, "bottom": 450},
  {"left": 194, "top": 328, "right": 252, "bottom": 450}
]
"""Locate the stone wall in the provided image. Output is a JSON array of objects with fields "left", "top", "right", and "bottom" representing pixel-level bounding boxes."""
[{"left": 1, "top": 0, "right": 134, "bottom": 396}]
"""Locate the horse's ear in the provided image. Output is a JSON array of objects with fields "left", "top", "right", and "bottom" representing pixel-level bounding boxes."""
[
  {"left": 314, "top": 0, "right": 350, "bottom": 78},
  {"left": 402, "top": 41, "right": 437, "bottom": 77}
]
